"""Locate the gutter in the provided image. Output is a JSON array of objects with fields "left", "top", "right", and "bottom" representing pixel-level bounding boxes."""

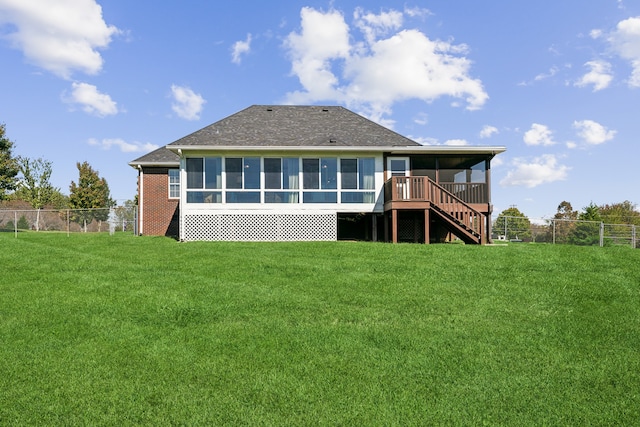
[{"left": 165, "top": 145, "right": 507, "bottom": 156}]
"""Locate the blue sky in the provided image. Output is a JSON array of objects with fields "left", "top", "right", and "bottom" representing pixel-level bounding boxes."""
[{"left": 0, "top": 0, "right": 638, "bottom": 219}]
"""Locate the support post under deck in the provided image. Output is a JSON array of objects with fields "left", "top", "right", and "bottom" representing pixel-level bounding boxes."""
[
  {"left": 391, "top": 209, "right": 398, "bottom": 243},
  {"left": 424, "top": 209, "right": 430, "bottom": 244}
]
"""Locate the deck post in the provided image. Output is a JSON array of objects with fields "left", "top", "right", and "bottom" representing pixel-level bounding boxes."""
[
  {"left": 424, "top": 209, "right": 430, "bottom": 244},
  {"left": 372, "top": 215, "right": 378, "bottom": 242},
  {"left": 391, "top": 209, "right": 398, "bottom": 243}
]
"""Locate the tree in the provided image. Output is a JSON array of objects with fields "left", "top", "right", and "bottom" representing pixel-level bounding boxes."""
[
  {"left": 68, "top": 161, "right": 114, "bottom": 232},
  {"left": 568, "top": 202, "right": 602, "bottom": 246},
  {"left": 550, "top": 201, "right": 577, "bottom": 243},
  {"left": 112, "top": 199, "right": 136, "bottom": 231},
  {"left": 599, "top": 200, "right": 640, "bottom": 226},
  {"left": 493, "top": 206, "right": 531, "bottom": 240},
  {"left": 14, "top": 157, "right": 59, "bottom": 231},
  {"left": 17, "top": 215, "right": 29, "bottom": 230},
  {"left": 0, "top": 123, "right": 19, "bottom": 200},
  {"left": 555, "top": 200, "right": 578, "bottom": 220}
]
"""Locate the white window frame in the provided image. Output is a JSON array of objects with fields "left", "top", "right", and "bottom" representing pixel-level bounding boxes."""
[{"left": 168, "top": 169, "right": 180, "bottom": 199}]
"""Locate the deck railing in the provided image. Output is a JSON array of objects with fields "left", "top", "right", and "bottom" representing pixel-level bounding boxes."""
[
  {"left": 384, "top": 177, "right": 487, "bottom": 204},
  {"left": 440, "top": 183, "right": 487, "bottom": 204}
]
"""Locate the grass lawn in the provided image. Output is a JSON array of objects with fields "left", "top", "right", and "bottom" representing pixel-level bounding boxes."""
[{"left": 1, "top": 232, "right": 639, "bottom": 425}]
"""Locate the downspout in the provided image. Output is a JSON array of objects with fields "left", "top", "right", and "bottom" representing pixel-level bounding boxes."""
[
  {"left": 486, "top": 158, "right": 492, "bottom": 243},
  {"left": 177, "top": 149, "right": 183, "bottom": 241},
  {"left": 137, "top": 165, "right": 144, "bottom": 235}
]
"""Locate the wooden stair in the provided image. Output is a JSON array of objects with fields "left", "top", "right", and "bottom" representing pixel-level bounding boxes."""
[{"left": 426, "top": 179, "right": 483, "bottom": 244}]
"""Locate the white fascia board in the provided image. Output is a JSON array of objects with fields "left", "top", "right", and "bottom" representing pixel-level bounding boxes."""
[
  {"left": 167, "top": 145, "right": 506, "bottom": 156},
  {"left": 385, "top": 146, "right": 506, "bottom": 155},
  {"left": 127, "top": 161, "right": 180, "bottom": 168}
]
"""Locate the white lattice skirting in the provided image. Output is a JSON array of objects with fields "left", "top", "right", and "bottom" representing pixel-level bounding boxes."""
[{"left": 182, "top": 213, "right": 337, "bottom": 241}]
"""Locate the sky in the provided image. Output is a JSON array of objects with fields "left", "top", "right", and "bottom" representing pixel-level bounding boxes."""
[{"left": 0, "top": 0, "right": 638, "bottom": 220}]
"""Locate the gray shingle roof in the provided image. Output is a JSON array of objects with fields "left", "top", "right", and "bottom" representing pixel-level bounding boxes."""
[
  {"left": 129, "top": 146, "right": 180, "bottom": 166},
  {"left": 167, "top": 105, "right": 421, "bottom": 148}
]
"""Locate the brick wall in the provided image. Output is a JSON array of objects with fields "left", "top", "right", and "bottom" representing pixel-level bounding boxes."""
[{"left": 138, "top": 167, "right": 179, "bottom": 237}]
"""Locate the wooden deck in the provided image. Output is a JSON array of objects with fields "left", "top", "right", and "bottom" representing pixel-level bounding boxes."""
[{"left": 383, "top": 177, "right": 489, "bottom": 244}]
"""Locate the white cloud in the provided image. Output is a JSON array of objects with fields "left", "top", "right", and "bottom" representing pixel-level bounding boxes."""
[
  {"left": 491, "top": 156, "right": 504, "bottom": 167},
  {"left": 283, "top": 7, "right": 488, "bottom": 124},
  {"left": 575, "top": 60, "right": 613, "bottom": 91},
  {"left": 88, "top": 138, "right": 158, "bottom": 153},
  {"left": 0, "top": 0, "right": 120, "bottom": 79},
  {"left": 413, "top": 112, "right": 428, "bottom": 125},
  {"left": 410, "top": 136, "right": 439, "bottom": 145},
  {"left": 523, "top": 123, "right": 556, "bottom": 146},
  {"left": 283, "top": 7, "right": 351, "bottom": 103},
  {"left": 479, "top": 125, "right": 498, "bottom": 139},
  {"left": 573, "top": 119, "right": 616, "bottom": 145},
  {"left": 519, "top": 63, "right": 572, "bottom": 87},
  {"left": 607, "top": 16, "right": 640, "bottom": 87},
  {"left": 404, "top": 7, "right": 432, "bottom": 19},
  {"left": 354, "top": 7, "right": 403, "bottom": 45},
  {"left": 590, "top": 29, "right": 603, "bottom": 39},
  {"left": 170, "top": 84, "right": 206, "bottom": 120},
  {"left": 534, "top": 66, "right": 559, "bottom": 81},
  {"left": 444, "top": 139, "right": 468, "bottom": 146},
  {"left": 500, "top": 155, "right": 570, "bottom": 188},
  {"left": 231, "top": 33, "right": 252, "bottom": 64},
  {"left": 64, "top": 82, "right": 118, "bottom": 117},
  {"left": 566, "top": 141, "right": 578, "bottom": 149}
]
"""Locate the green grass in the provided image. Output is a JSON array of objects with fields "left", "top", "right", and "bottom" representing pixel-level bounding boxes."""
[{"left": 1, "top": 232, "right": 639, "bottom": 425}]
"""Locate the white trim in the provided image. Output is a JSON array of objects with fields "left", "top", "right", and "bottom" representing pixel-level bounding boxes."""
[
  {"left": 167, "top": 145, "right": 506, "bottom": 156},
  {"left": 137, "top": 165, "right": 144, "bottom": 235}
]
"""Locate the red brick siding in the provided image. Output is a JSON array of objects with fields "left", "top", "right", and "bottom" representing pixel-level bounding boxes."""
[{"left": 139, "top": 167, "right": 179, "bottom": 237}]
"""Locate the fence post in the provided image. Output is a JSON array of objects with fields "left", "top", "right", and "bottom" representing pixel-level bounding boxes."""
[
  {"left": 632, "top": 225, "right": 636, "bottom": 249},
  {"left": 67, "top": 210, "right": 70, "bottom": 237},
  {"left": 14, "top": 211, "right": 17, "bottom": 238},
  {"left": 599, "top": 222, "right": 604, "bottom": 247},
  {"left": 552, "top": 219, "right": 556, "bottom": 245},
  {"left": 504, "top": 216, "right": 507, "bottom": 238}
]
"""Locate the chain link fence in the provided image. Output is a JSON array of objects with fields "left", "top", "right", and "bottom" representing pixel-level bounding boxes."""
[
  {"left": 0, "top": 206, "right": 137, "bottom": 236},
  {"left": 492, "top": 215, "right": 638, "bottom": 248}
]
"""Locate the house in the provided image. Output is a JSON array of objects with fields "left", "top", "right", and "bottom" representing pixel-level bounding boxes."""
[{"left": 129, "top": 105, "right": 505, "bottom": 243}]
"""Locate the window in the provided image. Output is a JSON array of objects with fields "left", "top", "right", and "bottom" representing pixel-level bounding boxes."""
[
  {"left": 303, "top": 158, "right": 337, "bottom": 189},
  {"left": 168, "top": 169, "right": 180, "bottom": 198},
  {"left": 303, "top": 192, "right": 337, "bottom": 203},
  {"left": 302, "top": 159, "right": 319, "bottom": 189},
  {"left": 264, "top": 158, "right": 282, "bottom": 189},
  {"left": 303, "top": 158, "right": 337, "bottom": 203},
  {"left": 321, "top": 158, "right": 337, "bottom": 189},
  {"left": 265, "top": 158, "right": 299, "bottom": 203},
  {"left": 184, "top": 155, "right": 376, "bottom": 205},
  {"left": 341, "top": 159, "right": 357, "bottom": 189},
  {"left": 225, "top": 157, "right": 260, "bottom": 203},
  {"left": 226, "top": 157, "right": 260, "bottom": 189},
  {"left": 186, "top": 158, "right": 203, "bottom": 189},
  {"left": 225, "top": 158, "right": 242, "bottom": 189},
  {"left": 187, "top": 191, "right": 221, "bottom": 203},
  {"left": 186, "top": 157, "right": 222, "bottom": 203},
  {"left": 205, "top": 158, "right": 222, "bottom": 189},
  {"left": 340, "top": 158, "right": 375, "bottom": 203},
  {"left": 358, "top": 158, "right": 375, "bottom": 190},
  {"left": 389, "top": 158, "right": 408, "bottom": 177}
]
